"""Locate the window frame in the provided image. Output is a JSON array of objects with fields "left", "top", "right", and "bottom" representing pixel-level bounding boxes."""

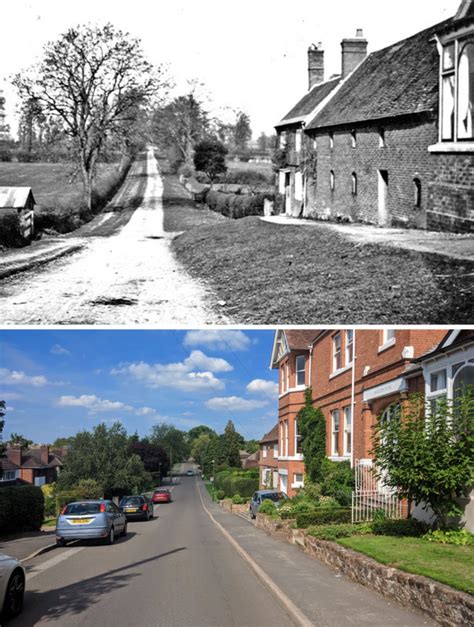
[
  {"left": 345, "top": 329, "right": 354, "bottom": 365},
  {"left": 331, "top": 409, "right": 340, "bottom": 456},
  {"left": 295, "top": 355, "right": 306, "bottom": 387},
  {"left": 332, "top": 332, "right": 342, "bottom": 372},
  {"left": 343, "top": 405, "right": 352, "bottom": 457}
]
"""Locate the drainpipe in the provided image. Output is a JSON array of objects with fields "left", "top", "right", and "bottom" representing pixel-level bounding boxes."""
[
  {"left": 351, "top": 329, "right": 356, "bottom": 469},
  {"left": 308, "top": 343, "right": 313, "bottom": 390}
]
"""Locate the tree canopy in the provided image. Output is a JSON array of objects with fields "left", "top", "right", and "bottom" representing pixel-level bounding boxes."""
[
  {"left": 193, "top": 139, "right": 227, "bottom": 183},
  {"left": 149, "top": 423, "right": 190, "bottom": 465},
  {"left": 7, "top": 433, "right": 33, "bottom": 450}
]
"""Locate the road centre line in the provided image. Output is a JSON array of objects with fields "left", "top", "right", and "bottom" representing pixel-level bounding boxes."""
[{"left": 196, "top": 480, "right": 313, "bottom": 627}]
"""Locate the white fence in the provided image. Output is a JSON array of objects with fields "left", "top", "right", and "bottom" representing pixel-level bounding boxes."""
[{"left": 351, "top": 459, "right": 403, "bottom": 523}]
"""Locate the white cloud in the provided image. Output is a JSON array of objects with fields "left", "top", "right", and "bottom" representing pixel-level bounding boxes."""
[
  {"left": 50, "top": 344, "right": 70, "bottom": 356},
  {"left": 246, "top": 379, "right": 279, "bottom": 398},
  {"left": 183, "top": 330, "right": 251, "bottom": 351},
  {"left": 57, "top": 395, "right": 133, "bottom": 413},
  {"left": 111, "top": 352, "right": 227, "bottom": 392},
  {"left": 0, "top": 368, "right": 49, "bottom": 387},
  {"left": 135, "top": 407, "right": 155, "bottom": 416},
  {"left": 205, "top": 396, "right": 269, "bottom": 412},
  {"left": 0, "top": 392, "right": 22, "bottom": 401}
]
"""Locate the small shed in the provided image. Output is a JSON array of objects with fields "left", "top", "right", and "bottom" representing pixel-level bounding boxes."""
[{"left": 0, "top": 187, "right": 35, "bottom": 239}]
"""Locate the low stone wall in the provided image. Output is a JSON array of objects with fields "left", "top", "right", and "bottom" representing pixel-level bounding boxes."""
[
  {"left": 255, "top": 514, "right": 473, "bottom": 626},
  {"left": 218, "top": 500, "right": 250, "bottom": 516}
]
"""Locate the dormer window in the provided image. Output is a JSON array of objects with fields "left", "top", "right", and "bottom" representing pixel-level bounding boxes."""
[{"left": 440, "top": 38, "right": 474, "bottom": 142}]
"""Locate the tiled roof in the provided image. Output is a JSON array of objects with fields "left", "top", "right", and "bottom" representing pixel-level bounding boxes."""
[
  {"left": 415, "top": 330, "right": 474, "bottom": 363},
  {"left": 277, "top": 77, "right": 341, "bottom": 127},
  {"left": 0, "top": 187, "right": 34, "bottom": 209},
  {"left": 21, "top": 451, "right": 61, "bottom": 469},
  {"left": 307, "top": 19, "right": 452, "bottom": 130},
  {"left": 260, "top": 423, "right": 279, "bottom": 444},
  {"left": 0, "top": 457, "right": 20, "bottom": 471},
  {"left": 285, "top": 330, "right": 319, "bottom": 350}
]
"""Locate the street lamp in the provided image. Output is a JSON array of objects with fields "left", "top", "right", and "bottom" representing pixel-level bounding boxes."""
[{"left": 212, "top": 458, "right": 216, "bottom": 487}]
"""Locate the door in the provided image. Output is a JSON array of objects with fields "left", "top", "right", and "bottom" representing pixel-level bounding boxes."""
[
  {"left": 272, "top": 470, "right": 279, "bottom": 489},
  {"left": 284, "top": 172, "right": 291, "bottom": 214},
  {"left": 279, "top": 473, "right": 288, "bottom": 495},
  {"left": 378, "top": 170, "right": 389, "bottom": 226}
]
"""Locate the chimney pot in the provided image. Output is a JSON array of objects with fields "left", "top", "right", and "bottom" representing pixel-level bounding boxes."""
[{"left": 356, "top": 28, "right": 364, "bottom": 37}]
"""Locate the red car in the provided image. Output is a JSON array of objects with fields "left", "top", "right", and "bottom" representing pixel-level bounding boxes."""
[{"left": 152, "top": 488, "right": 171, "bottom": 504}]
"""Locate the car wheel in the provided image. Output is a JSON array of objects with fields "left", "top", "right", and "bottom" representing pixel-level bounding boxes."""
[
  {"left": 106, "top": 526, "right": 115, "bottom": 545},
  {"left": 56, "top": 538, "right": 67, "bottom": 547},
  {"left": 121, "top": 522, "right": 128, "bottom": 537},
  {"left": 2, "top": 569, "right": 25, "bottom": 619}
]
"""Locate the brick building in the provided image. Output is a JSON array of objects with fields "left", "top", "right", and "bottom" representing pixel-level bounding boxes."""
[
  {"left": 275, "top": 1, "right": 473, "bottom": 232},
  {"left": 0, "top": 445, "right": 65, "bottom": 486},
  {"left": 266, "top": 328, "right": 446, "bottom": 497},
  {"left": 259, "top": 424, "right": 279, "bottom": 489}
]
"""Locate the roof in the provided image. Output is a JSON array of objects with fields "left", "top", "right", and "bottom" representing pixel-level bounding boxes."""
[
  {"left": 0, "top": 457, "right": 20, "bottom": 471},
  {"left": 0, "top": 187, "right": 35, "bottom": 209},
  {"left": 21, "top": 451, "right": 62, "bottom": 469},
  {"left": 415, "top": 329, "right": 474, "bottom": 363},
  {"left": 260, "top": 423, "right": 279, "bottom": 444},
  {"left": 307, "top": 18, "right": 452, "bottom": 130},
  {"left": 276, "top": 77, "right": 341, "bottom": 128},
  {"left": 285, "top": 330, "right": 319, "bottom": 350}
]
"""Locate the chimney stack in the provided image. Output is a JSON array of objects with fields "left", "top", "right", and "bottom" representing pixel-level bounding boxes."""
[
  {"left": 8, "top": 445, "right": 22, "bottom": 467},
  {"left": 39, "top": 445, "right": 49, "bottom": 466},
  {"left": 341, "top": 29, "right": 368, "bottom": 78},
  {"left": 308, "top": 43, "right": 324, "bottom": 90}
]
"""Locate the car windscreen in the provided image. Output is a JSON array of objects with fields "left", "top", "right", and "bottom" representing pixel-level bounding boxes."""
[
  {"left": 120, "top": 497, "right": 144, "bottom": 506},
  {"left": 155, "top": 489, "right": 168, "bottom": 494},
  {"left": 261, "top": 493, "right": 285, "bottom": 502},
  {"left": 63, "top": 502, "right": 101, "bottom": 515}
]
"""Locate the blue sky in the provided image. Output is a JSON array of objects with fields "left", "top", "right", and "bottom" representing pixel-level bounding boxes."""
[{"left": 0, "top": 329, "right": 279, "bottom": 443}]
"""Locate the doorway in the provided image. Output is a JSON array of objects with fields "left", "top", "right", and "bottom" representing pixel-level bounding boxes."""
[{"left": 378, "top": 169, "right": 389, "bottom": 226}]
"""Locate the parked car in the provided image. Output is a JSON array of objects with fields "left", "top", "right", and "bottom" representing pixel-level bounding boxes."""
[
  {"left": 0, "top": 553, "right": 26, "bottom": 622},
  {"left": 119, "top": 495, "right": 154, "bottom": 521},
  {"left": 152, "top": 488, "right": 171, "bottom": 504},
  {"left": 56, "top": 500, "right": 127, "bottom": 546},
  {"left": 186, "top": 469, "right": 194, "bottom": 476},
  {"left": 249, "top": 490, "right": 288, "bottom": 519}
]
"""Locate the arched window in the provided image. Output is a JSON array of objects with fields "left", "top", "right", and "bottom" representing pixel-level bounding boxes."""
[
  {"left": 330, "top": 170, "right": 335, "bottom": 191},
  {"left": 351, "top": 172, "right": 357, "bottom": 195},
  {"left": 413, "top": 178, "right": 421, "bottom": 208},
  {"left": 457, "top": 43, "right": 474, "bottom": 140},
  {"left": 453, "top": 365, "right": 474, "bottom": 404}
]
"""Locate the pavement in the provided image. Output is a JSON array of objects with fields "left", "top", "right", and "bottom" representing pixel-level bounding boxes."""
[
  {"left": 0, "top": 530, "right": 57, "bottom": 563},
  {"left": 261, "top": 214, "right": 474, "bottom": 263},
  {"left": 5, "top": 465, "right": 437, "bottom": 626}
]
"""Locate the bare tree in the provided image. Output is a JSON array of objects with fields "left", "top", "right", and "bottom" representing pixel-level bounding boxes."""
[{"left": 14, "top": 23, "right": 169, "bottom": 210}]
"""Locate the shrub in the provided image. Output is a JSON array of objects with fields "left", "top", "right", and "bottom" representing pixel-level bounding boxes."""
[
  {"left": 232, "top": 493, "right": 244, "bottom": 505},
  {"left": 307, "top": 523, "right": 372, "bottom": 541},
  {"left": 215, "top": 490, "right": 225, "bottom": 501},
  {"left": 231, "top": 476, "right": 259, "bottom": 498},
  {"left": 55, "top": 489, "right": 81, "bottom": 513},
  {"left": 41, "top": 483, "right": 57, "bottom": 517},
  {"left": 280, "top": 500, "right": 317, "bottom": 520},
  {"left": 320, "top": 459, "right": 354, "bottom": 506},
  {"left": 204, "top": 189, "right": 272, "bottom": 219},
  {"left": 423, "top": 529, "right": 473, "bottom": 546},
  {"left": 318, "top": 496, "right": 340, "bottom": 509},
  {"left": 259, "top": 499, "right": 277, "bottom": 515},
  {"left": 219, "top": 169, "right": 271, "bottom": 187},
  {"left": 371, "top": 517, "right": 425, "bottom": 537},
  {"left": 0, "top": 486, "right": 45, "bottom": 533},
  {"left": 0, "top": 213, "right": 27, "bottom": 247},
  {"left": 75, "top": 479, "right": 103, "bottom": 500},
  {"left": 296, "top": 507, "right": 351, "bottom": 528},
  {"left": 0, "top": 149, "right": 11, "bottom": 162},
  {"left": 178, "top": 164, "right": 194, "bottom": 178}
]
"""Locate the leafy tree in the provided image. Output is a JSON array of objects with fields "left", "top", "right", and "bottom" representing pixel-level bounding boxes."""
[
  {"left": 372, "top": 391, "right": 474, "bottom": 528},
  {"left": 51, "top": 436, "right": 75, "bottom": 448},
  {"left": 186, "top": 425, "right": 217, "bottom": 444},
  {"left": 57, "top": 422, "right": 149, "bottom": 497},
  {"left": 244, "top": 439, "right": 259, "bottom": 454},
  {"left": 193, "top": 139, "right": 227, "bottom": 184},
  {"left": 0, "top": 401, "right": 6, "bottom": 458},
  {"left": 222, "top": 420, "right": 243, "bottom": 468},
  {"left": 129, "top": 439, "right": 169, "bottom": 477},
  {"left": 7, "top": 433, "right": 33, "bottom": 450},
  {"left": 14, "top": 23, "right": 166, "bottom": 210},
  {"left": 190, "top": 433, "right": 212, "bottom": 465},
  {"left": 234, "top": 111, "right": 252, "bottom": 150},
  {"left": 75, "top": 479, "right": 104, "bottom": 499},
  {"left": 298, "top": 388, "right": 327, "bottom": 483},
  {"left": 149, "top": 423, "right": 190, "bottom": 466}
]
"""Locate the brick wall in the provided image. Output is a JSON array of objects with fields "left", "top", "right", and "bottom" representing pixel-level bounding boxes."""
[{"left": 305, "top": 117, "right": 438, "bottom": 228}]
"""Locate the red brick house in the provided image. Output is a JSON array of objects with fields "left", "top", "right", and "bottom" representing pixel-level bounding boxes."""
[
  {"left": 0, "top": 445, "right": 65, "bottom": 486},
  {"left": 259, "top": 424, "right": 279, "bottom": 489},
  {"left": 275, "top": 1, "right": 473, "bottom": 232}
]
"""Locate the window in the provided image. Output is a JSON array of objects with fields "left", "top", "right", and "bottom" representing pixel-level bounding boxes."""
[
  {"left": 351, "top": 172, "right": 357, "bottom": 195},
  {"left": 280, "top": 366, "right": 285, "bottom": 393},
  {"left": 286, "top": 363, "right": 290, "bottom": 391},
  {"left": 2, "top": 471, "right": 15, "bottom": 481},
  {"left": 453, "top": 365, "right": 474, "bottom": 403},
  {"left": 313, "top": 137, "right": 318, "bottom": 149},
  {"left": 280, "top": 131, "right": 288, "bottom": 148},
  {"left": 379, "top": 127, "right": 386, "bottom": 147},
  {"left": 343, "top": 406, "right": 352, "bottom": 456},
  {"left": 295, "top": 355, "right": 306, "bottom": 386},
  {"left": 331, "top": 410, "right": 340, "bottom": 456},
  {"left": 284, "top": 420, "right": 289, "bottom": 456},
  {"left": 345, "top": 329, "right": 354, "bottom": 364},
  {"left": 351, "top": 130, "right": 357, "bottom": 148},
  {"left": 332, "top": 332, "right": 342, "bottom": 371},
  {"left": 294, "top": 418, "right": 302, "bottom": 454},
  {"left": 279, "top": 422, "right": 284, "bottom": 456},
  {"left": 430, "top": 369, "right": 447, "bottom": 393},
  {"left": 379, "top": 329, "right": 396, "bottom": 349},
  {"left": 262, "top": 445, "right": 268, "bottom": 458},
  {"left": 329, "top": 132, "right": 334, "bottom": 149},
  {"left": 330, "top": 170, "right": 335, "bottom": 191},
  {"left": 295, "top": 130, "right": 302, "bottom": 152},
  {"left": 440, "top": 38, "right": 474, "bottom": 142},
  {"left": 413, "top": 178, "right": 422, "bottom": 208},
  {"left": 273, "top": 443, "right": 278, "bottom": 456},
  {"left": 295, "top": 172, "right": 303, "bottom": 201},
  {"left": 294, "top": 473, "right": 304, "bottom": 483}
]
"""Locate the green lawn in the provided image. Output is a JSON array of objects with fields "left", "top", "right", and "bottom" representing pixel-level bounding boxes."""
[
  {"left": 226, "top": 159, "right": 273, "bottom": 179},
  {"left": 170, "top": 215, "right": 473, "bottom": 324},
  {"left": 338, "top": 535, "right": 474, "bottom": 595}
]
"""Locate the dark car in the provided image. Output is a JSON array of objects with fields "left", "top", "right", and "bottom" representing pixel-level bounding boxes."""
[
  {"left": 119, "top": 495, "right": 154, "bottom": 521},
  {"left": 249, "top": 490, "right": 288, "bottom": 519},
  {"left": 152, "top": 488, "right": 171, "bottom": 504}
]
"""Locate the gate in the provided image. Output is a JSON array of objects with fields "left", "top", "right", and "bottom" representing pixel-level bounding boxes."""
[{"left": 351, "top": 459, "right": 403, "bottom": 523}]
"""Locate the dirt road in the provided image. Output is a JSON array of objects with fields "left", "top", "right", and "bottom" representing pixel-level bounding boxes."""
[{"left": 0, "top": 149, "right": 226, "bottom": 325}]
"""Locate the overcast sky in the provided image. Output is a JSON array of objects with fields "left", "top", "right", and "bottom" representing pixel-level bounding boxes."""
[
  {"left": 1, "top": 0, "right": 459, "bottom": 136},
  {"left": 0, "top": 329, "right": 280, "bottom": 443}
]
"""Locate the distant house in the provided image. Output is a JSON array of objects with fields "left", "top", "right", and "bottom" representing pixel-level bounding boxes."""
[
  {"left": 0, "top": 187, "right": 35, "bottom": 239},
  {"left": 258, "top": 424, "right": 279, "bottom": 489},
  {"left": 275, "top": 1, "right": 474, "bottom": 232},
  {"left": 0, "top": 445, "right": 65, "bottom": 486}
]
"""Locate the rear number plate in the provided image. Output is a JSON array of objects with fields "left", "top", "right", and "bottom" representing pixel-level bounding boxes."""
[{"left": 71, "top": 518, "right": 92, "bottom": 524}]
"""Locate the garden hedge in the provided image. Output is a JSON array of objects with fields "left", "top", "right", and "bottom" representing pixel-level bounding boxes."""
[
  {"left": 214, "top": 470, "right": 259, "bottom": 498},
  {"left": 296, "top": 507, "right": 352, "bottom": 528},
  {"left": 0, "top": 486, "right": 45, "bottom": 534},
  {"left": 204, "top": 189, "right": 272, "bottom": 219}
]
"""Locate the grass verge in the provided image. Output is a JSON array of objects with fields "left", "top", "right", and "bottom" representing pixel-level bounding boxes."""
[
  {"left": 171, "top": 216, "right": 473, "bottom": 324},
  {"left": 338, "top": 535, "right": 474, "bottom": 595}
]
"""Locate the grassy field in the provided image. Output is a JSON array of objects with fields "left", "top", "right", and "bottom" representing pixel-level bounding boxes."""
[
  {"left": 0, "top": 162, "right": 120, "bottom": 213},
  {"left": 170, "top": 215, "right": 473, "bottom": 324},
  {"left": 338, "top": 535, "right": 474, "bottom": 595},
  {"left": 226, "top": 159, "right": 274, "bottom": 179}
]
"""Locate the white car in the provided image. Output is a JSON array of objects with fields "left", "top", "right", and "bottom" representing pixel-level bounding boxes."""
[{"left": 0, "top": 553, "right": 26, "bottom": 621}]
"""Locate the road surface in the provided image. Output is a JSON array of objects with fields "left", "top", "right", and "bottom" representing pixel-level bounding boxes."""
[
  {"left": 0, "top": 150, "right": 226, "bottom": 325},
  {"left": 11, "top": 465, "right": 436, "bottom": 627}
]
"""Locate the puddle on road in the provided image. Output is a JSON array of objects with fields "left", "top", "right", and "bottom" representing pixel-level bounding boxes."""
[{"left": 90, "top": 297, "right": 138, "bottom": 306}]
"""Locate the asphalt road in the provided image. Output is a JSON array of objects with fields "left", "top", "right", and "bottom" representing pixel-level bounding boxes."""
[
  {"left": 0, "top": 149, "right": 225, "bottom": 325},
  {"left": 10, "top": 469, "right": 292, "bottom": 627}
]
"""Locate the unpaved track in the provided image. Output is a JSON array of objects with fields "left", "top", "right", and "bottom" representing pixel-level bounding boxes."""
[{"left": 0, "top": 149, "right": 226, "bottom": 325}]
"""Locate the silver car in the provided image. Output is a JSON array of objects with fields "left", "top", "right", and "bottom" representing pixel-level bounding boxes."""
[
  {"left": 0, "top": 553, "right": 26, "bottom": 621},
  {"left": 56, "top": 500, "right": 127, "bottom": 546}
]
